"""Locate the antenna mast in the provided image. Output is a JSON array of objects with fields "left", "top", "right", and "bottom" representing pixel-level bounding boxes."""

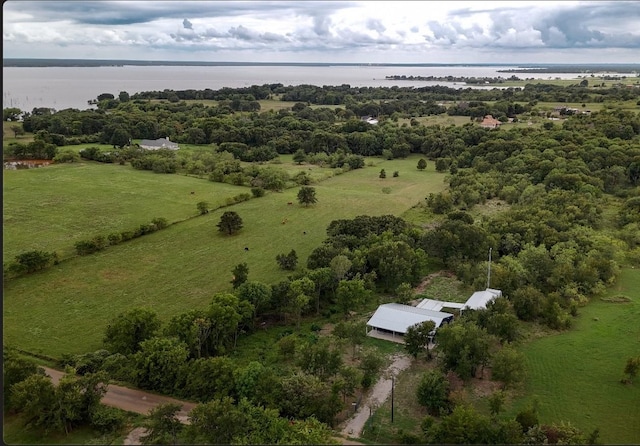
[{"left": 486, "top": 248, "right": 492, "bottom": 289}]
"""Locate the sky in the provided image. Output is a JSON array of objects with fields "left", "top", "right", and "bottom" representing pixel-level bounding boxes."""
[{"left": 3, "top": 1, "right": 640, "bottom": 64}]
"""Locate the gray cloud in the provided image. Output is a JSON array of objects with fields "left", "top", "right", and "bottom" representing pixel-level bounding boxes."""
[{"left": 3, "top": 1, "right": 639, "bottom": 63}]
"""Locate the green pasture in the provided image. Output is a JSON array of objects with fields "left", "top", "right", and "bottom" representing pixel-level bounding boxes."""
[
  {"left": 2, "top": 162, "right": 249, "bottom": 261},
  {"left": 2, "top": 157, "right": 446, "bottom": 357},
  {"left": 507, "top": 268, "right": 640, "bottom": 444}
]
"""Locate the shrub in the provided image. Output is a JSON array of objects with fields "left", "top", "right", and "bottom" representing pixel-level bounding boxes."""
[
  {"left": 251, "top": 187, "right": 265, "bottom": 198},
  {"left": 107, "top": 233, "right": 122, "bottom": 245},
  {"left": 151, "top": 217, "right": 168, "bottom": 230}
]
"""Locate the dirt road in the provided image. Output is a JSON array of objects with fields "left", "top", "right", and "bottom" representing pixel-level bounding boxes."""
[
  {"left": 339, "top": 353, "right": 412, "bottom": 438},
  {"left": 43, "top": 367, "right": 196, "bottom": 422}
]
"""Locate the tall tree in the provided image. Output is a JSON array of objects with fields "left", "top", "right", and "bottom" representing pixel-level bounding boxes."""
[
  {"left": 141, "top": 403, "right": 183, "bottom": 445},
  {"left": 103, "top": 308, "right": 161, "bottom": 355},
  {"left": 404, "top": 320, "right": 435, "bottom": 359},
  {"left": 217, "top": 211, "right": 243, "bottom": 235},
  {"left": 297, "top": 186, "right": 318, "bottom": 206},
  {"left": 231, "top": 262, "right": 249, "bottom": 288}
]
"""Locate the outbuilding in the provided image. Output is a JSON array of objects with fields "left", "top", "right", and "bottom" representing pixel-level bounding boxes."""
[{"left": 464, "top": 288, "right": 502, "bottom": 311}]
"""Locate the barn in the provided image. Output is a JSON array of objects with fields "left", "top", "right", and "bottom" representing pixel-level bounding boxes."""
[{"left": 366, "top": 303, "right": 454, "bottom": 340}]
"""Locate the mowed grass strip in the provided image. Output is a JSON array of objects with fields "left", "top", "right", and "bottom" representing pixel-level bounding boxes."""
[
  {"left": 2, "top": 162, "right": 249, "bottom": 260},
  {"left": 508, "top": 268, "right": 640, "bottom": 444},
  {"left": 3, "top": 157, "right": 446, "bottom": 357}
]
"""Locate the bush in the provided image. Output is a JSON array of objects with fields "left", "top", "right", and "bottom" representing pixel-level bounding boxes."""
[
  {"left": 151, "top": 217, "right": 168, "bottom": 230},
  {"left": 90, "top": 405, "right": 125, "bottom": 433},
  {"left": 107, "top": 233, "right": 122, "bottom": 245},
  {"left": 251, "top": 187, "right": 265, "bottom": 198}
]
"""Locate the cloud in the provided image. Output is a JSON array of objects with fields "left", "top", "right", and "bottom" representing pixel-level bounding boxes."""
[{"left": 2, "top": 1, "right": 639, "bottom": 63}]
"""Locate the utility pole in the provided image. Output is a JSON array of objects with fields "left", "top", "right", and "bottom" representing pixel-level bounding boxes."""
[
  {"left": 391, "top": 375, "right": 395, "bottom": 423},
  {"left": 486, "top": 247, "right": 492, "bottom": 289}
]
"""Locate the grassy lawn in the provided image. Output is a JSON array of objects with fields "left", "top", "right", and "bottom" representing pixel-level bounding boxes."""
[
  {"left": 2, "top": 413, "right": 130, "bottom": 445},
  {"left": 2, "top": 156, "right": 446, "bottom": 357},
  {"left": 507, "top": 268, "right": 640, "bottom": 444},
  {"left": 3, "top": 162, "right": 249, "bottom": 261}
]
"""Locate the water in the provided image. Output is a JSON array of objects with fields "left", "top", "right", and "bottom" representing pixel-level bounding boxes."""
[{"left": 3, "top": 64, "right": 588, "bottom": 112}]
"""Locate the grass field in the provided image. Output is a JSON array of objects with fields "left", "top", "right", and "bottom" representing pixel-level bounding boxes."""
[
  {"left": 2, "top": 162, "right": 250, "bottom": 260},
  {"left": 2, "top": 156, "right": 446, "bottom": 357},
  {"left": 506, "top": 268, "right": 640, "bottom": 444}
]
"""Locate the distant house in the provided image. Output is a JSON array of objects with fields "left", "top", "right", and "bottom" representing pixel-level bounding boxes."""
[
  {"left": 479, "top": 115, "right": 501, "bottom": 129},
  {"left": 139, "top": 137, "right": 179, "bottom": 150},
  {"left": 366, "top": 303, "right": 454, "bottom": 340},
  {"left": 360, "top": 115, "right": 379, "bottom": 125}
]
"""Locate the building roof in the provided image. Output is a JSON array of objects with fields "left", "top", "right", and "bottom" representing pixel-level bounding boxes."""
[
  {"left": 417, "top": 298, "right": 466, "bottom": 311},
  {"left": 480, "top": 115, "right": 501, "bottom": 128},
  {"left": 366, "top": 303, "right": 454, "bottom": 334},
  {"left": 139, "top": 137, "right": 179, "bottom": 150},
  {"left": 464, "top": 288, "right": 502, "bottom": 310}
]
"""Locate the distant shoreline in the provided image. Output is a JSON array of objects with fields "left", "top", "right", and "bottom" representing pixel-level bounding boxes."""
[{"left": 3, "top": 58, "right": 640, "bottom": 73}]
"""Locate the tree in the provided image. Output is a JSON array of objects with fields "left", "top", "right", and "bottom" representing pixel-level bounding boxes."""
[
  {"left": 133, "top": 337, "right": 189, "bottom": 393},
  {"left": 435, "top": 320, "right": 493, "bottom": 380},
  {"left": 141, "top": 403, "right": 183, "bottom": 445},
  {"left": 196, "top": 201, "right": 209, "bottom": 215},
  {"left": 404, "top": 320, "right": 435, "bottom": 359},
  {"left": 333, "top": 321, "right": 367, "bottom": 358},
  {"left": 297, "top": 186, "right": 318, "bottom": 206},
  {"left": 231, "top": 262, "right": 249, "bottom": 288},
  {"left": 110, "top": 127, "right": 131, "bottom": 148},
  {"left": 622, "top": 356, "right": 640, "bottom": 384},
  {"left": 185, "top": 397, "right": 247, "bottom": 444},
  {"left": 236, "top": 281, "right": 272, "bottom": 319},
  {"left": 11, "top": 124, "right": 25, "bottom": 138},
  {"left": 293, "top": 149, "right": 307, "bottom": 164},
  {"left": 103, "top": 308, "right": 161, "bottom": 355},
  {"left": 11, "top": 250, "right": 57, "bottom": 274},
  {"left": 217, "top": 211, "right": 243, "bottom": 235},
  {"left": 330, "top": 254, "right": 352, "bottom": 281},
  {"left": 379, "top": 169, "right": 386, "bottom": 179},
  {"left": 4, "top": 107, "right": 22, "bottom": 121},
  {"left": 336, "top": 278, "right": 368, "bottom": 317},
  {"left": 488, "top": 390, "right": 506, "bottom": 418},
  {"left": 3, "top": 347, "right": 45, "bottom": 412},
  {"left": 417, "top": 158, "right": 427, "bottom": 170},
  {"left": 276, "top": 249, "right": 298, "bottom": 270},
  {"left": 416, "top": 369, "right": 450, "bottom": 416}
]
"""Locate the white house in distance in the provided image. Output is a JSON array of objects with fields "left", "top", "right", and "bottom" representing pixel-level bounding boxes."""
[{"left": 139, "top": 137, "right": 179, "bottom": 150}]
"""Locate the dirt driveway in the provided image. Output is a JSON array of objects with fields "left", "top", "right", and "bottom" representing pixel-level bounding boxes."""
[
  {"left": 44, "top": 367, "right": 196, "bottom": 422},
  {"left": 339, "top": 353, "right": 412, "bottom": 438}
]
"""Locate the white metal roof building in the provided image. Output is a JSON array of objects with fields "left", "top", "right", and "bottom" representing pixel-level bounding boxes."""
[
  {"left": 366, "top": 303, "right": 454, "bottom": 338},
  {"left": 416, "top": 298, "right": 466, "bottom": 312},
  {"left": 463, "top": 288, "right": 502, "bottom": 310}
]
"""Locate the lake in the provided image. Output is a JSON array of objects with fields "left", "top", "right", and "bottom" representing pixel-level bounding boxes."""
[{"left": 3, "top": 64, "right": 585, "bottom": 112}]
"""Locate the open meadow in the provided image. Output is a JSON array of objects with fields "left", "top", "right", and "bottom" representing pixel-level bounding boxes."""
[
  {"left": 2, "top": 162, "right": 249, "bottom": 261},
  {"left": 506, "top": 268, "right": 640, "bottom": 444},
  {"left": 2, "top": 155, "right": 446, "bottom": 357}
]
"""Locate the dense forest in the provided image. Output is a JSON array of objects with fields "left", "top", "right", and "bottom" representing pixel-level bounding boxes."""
[{"left": 3, "top": 81, "right": 640, "bottom": 444}]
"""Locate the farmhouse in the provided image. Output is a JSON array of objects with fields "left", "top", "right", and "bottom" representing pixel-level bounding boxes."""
[
  {"left": 479, "top": 114, "right": 501, "bottom": 129},
  {"left": 367, "top": 287, "right": 503, "bottom": 343},
  {"left": 139, "top": 137, "right": 179, "bottom": 150},
  {"left": 366, "top": 303, "right": 454, "bottom": 340}
]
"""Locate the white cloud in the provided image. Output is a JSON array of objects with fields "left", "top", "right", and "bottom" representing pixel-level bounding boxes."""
[{"left": 2, "top": 1, "right": 639, "bottom": 63}]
